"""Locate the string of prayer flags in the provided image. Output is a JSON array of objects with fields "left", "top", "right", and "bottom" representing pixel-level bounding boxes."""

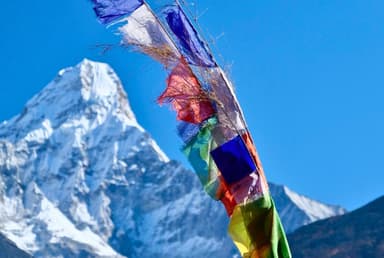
[{"left": 90, "top": 1, "right": 291, "bottom": 257}]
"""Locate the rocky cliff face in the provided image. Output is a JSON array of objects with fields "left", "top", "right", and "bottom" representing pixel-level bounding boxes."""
[{"left": 0, "top": 59, "right": 344, "bottom": 257}]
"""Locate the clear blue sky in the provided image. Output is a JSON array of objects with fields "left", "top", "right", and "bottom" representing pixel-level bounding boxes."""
[{"left": 0, "top": 0, "right": 383, "bottom": 211}]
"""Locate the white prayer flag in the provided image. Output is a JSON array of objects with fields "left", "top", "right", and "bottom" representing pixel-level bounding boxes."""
[{"left": 116, "top": 4, "right": 180, "bottom": 66}]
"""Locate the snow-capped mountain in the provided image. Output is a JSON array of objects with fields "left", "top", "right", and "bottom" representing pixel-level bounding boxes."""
[
  {"left": 0, "top": 59, "right": 344, "bottom": 257},
  {"left": 269, "top": 183, "right": 345, "bottom": 233}
]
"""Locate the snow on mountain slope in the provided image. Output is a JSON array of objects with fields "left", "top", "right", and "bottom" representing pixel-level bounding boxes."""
[
  {"left": 0, "top": 233, "right": 32, "bottom": 258},
  {"left": 0, "top": 59, "right": 235, "bottom": 258},
  {"left": 0, "top": 59, "right": 344, "bottom": 257},
  {"left": 270, "top": 183, "right": 346, "bottom": 233}
]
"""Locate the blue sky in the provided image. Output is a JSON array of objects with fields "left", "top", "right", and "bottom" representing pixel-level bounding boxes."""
[{"left": 0, "top": 0, "right": 383, "bottom": 211}]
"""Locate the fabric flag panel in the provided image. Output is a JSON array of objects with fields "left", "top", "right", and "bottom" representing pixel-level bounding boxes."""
[
  {"left": 164, "top": 6, "right": 216, "bottom": 67},
  {"left": 216, "top": 175, "right": 237, "bottom": 215},
  {"left": 210, "top": 135, "right": 256, "bottom": 184},
  {"left": 117, "top": 4, "right": 180, "bottom": 66},
  {"left": 229, "top": 195, "right": 291, "bottom": 258},
  {"left": 182, "top": 117, "right": 219, "bottom": 198},
  {"left": 241, "top": 132, "right": 269, "bottom": 193},
  {"left": 158, "top": 57, "right": 215, "bottom": 124},
  {"left": 177, "top": 121, "right": 201, "bottom": 144},
  {"left": 208, "top": 68, "right": 246, "bottom": 140},
  {"left": 92, "top": 0, "right": 144, "bottom": 24},
  {"left": 228, "top": 172, "right": 264, "bottom": 204}
]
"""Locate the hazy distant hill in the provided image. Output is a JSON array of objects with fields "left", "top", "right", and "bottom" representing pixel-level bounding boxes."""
[{"left": 288, "top": 195, "right": 384, "bottom": 258}]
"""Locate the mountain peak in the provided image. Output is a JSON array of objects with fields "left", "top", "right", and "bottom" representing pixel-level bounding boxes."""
[
  {"left": 269, "top": 183, "right": 346, "bottom": 233},
  {"left": 49, "top": 58, "right": 136, "bottom": 123},
  {"left": 0, "top": 59, "right": 137, "bottom": 141},
  {"left": 0, "top": 59, "right": 176, "bottom": 257}
]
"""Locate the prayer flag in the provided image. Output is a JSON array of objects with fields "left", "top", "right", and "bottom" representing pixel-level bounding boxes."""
[
  {"left": 182, "top": 118, "right": 219, "bottom": 198},
  {"left": 117, "top": 4, "right": 180, "bottom": 66},
  {"left": 158, "top": 58, "right": 215, "bottom": 124},
  {"left": 208, "top": 68, "right": 246, "bottom": 139},
  {"left": 229, "top": 195, "right": 291, "bottom": 258},
  {"left": 164, "top": 6, "right": 216, "bottom": 67},
  {"left": 92, "top": 0, "right": 144, "bottom": 24},
  {"left": 177, "top": 121, "right": 201, "bottom": 144},
  {"left": 241, "top": 132, "right": 269, "bottom": 193},
  {"left": 211, "top": 135, "right": 256, "bottom": 184}
]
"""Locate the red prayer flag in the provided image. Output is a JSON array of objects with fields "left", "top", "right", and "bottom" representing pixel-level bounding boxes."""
[{"left": 157, "top": 58, "right": 215, "bottom": 124}]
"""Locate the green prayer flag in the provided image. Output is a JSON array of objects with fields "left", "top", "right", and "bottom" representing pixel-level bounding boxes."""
[{"left": 182, "top": 118, "right": 220, "bottom": 199}]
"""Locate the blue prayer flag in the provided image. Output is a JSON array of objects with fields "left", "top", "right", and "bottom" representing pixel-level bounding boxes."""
[
  {"left": 92, "top": 0, "right": 144, "bottom": 24},
  {"left": 211, "top": 135, "right": 256, "bottom": 184},
  {"left": 177, "top": 122, "right": 201, "bottom": 144},
  {"left": 164, "top": 6, "right": 216, "bottom": 67}
]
